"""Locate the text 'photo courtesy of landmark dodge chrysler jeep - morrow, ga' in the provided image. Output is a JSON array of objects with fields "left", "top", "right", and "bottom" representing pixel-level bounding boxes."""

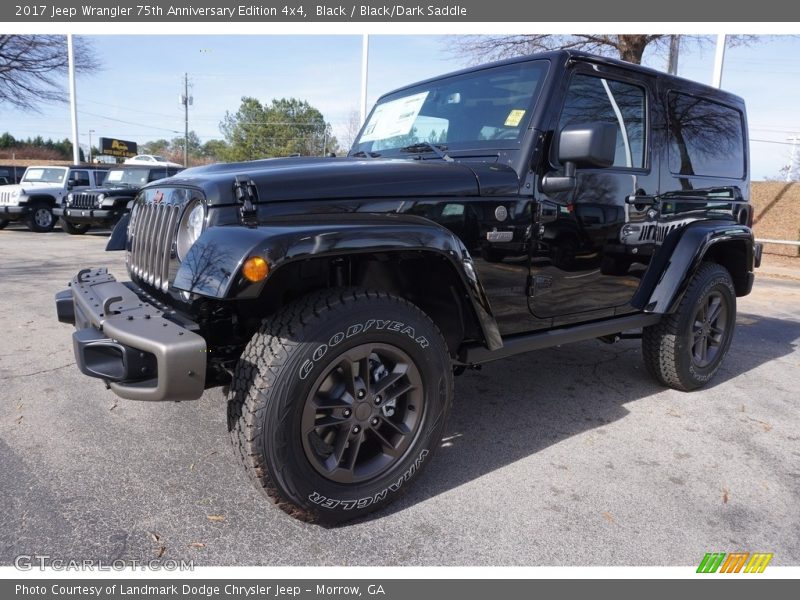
[{"left": 56, "top": 51, "right": 761, "bottom": 523}]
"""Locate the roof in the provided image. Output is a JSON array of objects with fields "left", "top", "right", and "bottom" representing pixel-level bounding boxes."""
[{"left": 380, "top": 49, "right": 744, "bottom": 107}]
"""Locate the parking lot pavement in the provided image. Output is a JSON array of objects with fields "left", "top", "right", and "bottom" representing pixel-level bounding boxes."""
[{"left": 1, "top": 226, "right": 798, "bottom": 567}]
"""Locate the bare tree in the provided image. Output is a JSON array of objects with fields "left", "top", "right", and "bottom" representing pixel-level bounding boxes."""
[
  {"left": 0, "top": 35, "right": 100, "bottom": 110},
  {"left": 339, "top": 109, "right": 363, "bottom": 152},
  {"left": 449, "top": 34, "right": 758, "bottom": 66}
]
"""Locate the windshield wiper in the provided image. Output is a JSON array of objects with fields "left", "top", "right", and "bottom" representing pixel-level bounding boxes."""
[
  {"left": 350, "top": 150, "right": 382, "bottom": 158},
  {"left": 399, "top": 142, "right": 453, "bottom": 162}
]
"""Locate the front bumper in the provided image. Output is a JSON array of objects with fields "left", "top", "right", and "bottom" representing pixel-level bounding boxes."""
[
  {"left": 0, "top": 205, "right": 29, "bottom": 221},
  {"left": 54, "top": 207, "right": 121, "bottom": 224},
  {"left": 56, "top": 268, "right": 206, "bottom": 401}
]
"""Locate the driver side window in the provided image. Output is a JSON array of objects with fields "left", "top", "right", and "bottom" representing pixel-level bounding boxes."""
[{"left": 555, "top": 74, "right": 646, "bottom": 169}]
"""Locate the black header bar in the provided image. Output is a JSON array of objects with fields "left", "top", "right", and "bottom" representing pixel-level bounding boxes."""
[{"left": 3, "top": 1, "right": 800, "bottom": 22}]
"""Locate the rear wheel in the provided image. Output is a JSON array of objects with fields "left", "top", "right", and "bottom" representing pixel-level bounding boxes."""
[
  {"left": 642, "top": 263, "right": 736, "bottom": 391},
  {"left": 26, "top": 201, "right": 55, "bottom": 233},
  {"left": 227, "top": 288, "right": 453, "bottom": 524},
  {"left": 59, "top": 218, "right": 90, "bottom": 235},
  {"left": 0, "top": 220, "right": 8, "bottom": 230}
]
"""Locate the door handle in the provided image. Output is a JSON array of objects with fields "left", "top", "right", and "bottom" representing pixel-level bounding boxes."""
[{"left": 625, "top": 194, "right": 658, "bottom": 206}]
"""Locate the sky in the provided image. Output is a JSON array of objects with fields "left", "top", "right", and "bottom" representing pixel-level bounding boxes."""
[{"left": 0, "top": 34, "right": 798, "bottom": 180}]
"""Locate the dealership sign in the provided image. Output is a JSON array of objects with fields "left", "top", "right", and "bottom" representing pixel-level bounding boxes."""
[{"left": 99, "top": 137, "right": 137, "bottom": 158}]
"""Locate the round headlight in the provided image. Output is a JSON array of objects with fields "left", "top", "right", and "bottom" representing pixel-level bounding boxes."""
[
  {"left": 96, "top": 193, "right": 106, "bottom": 205},
  {"left": 176, "top": 200, "right": 206, "bottom": 261},
  {"left": 11, "top": 188, "right": 21, "bottom": 198},
  {"left": 66, "top": 193, "right": 73, "bottom": 205}
]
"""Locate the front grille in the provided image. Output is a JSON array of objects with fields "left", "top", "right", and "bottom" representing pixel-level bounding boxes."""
[
  {"left": 70, "top": 193, "right": 98, "bottom": 209},
  {"left": 127, "top": 201, "right": 182, "bottom": 292},
  {"left": 0, "top": 191, "right": 12, "bottom": 204}
]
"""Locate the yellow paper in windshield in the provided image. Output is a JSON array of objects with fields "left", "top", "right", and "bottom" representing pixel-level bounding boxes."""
[{"left": 504, "top": 109, "right": 526, "bottom": 127}]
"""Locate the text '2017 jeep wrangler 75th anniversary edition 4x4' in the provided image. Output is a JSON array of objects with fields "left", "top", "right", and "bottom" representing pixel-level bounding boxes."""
[{"left": 56, "top": 51, "right": 761, "bottom": 523}]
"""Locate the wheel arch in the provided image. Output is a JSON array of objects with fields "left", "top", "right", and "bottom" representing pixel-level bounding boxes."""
[
  {"left": 632, "top": 220, "right": 755, "bottom": 314},
  {"left": 26, "top": 194, "right": 58, "bottom": 207},
  {"left": 173, "top": 214, "right": 502, "bottom": 354}
]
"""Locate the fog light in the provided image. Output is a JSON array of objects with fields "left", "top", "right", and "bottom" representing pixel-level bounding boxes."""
[{"left": 242, "top": 256, "right": 269, "bottom": 282}]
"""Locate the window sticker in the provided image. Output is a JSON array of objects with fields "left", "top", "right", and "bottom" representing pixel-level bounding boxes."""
[
  {"left": 504, "top": 109, "right": 526, "bottom": 127},
  {"left": 360, "top": 91, "right": 429, "bottom": 142}
]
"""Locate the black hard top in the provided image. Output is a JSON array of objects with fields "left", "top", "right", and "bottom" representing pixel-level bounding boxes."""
[{"left": 381, "top": 49, "right": 745, "bottom": 109}]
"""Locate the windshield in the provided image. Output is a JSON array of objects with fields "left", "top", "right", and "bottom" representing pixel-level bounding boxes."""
[
  {"left": 21, "top": 167, "right": 67, "bottom": 184},
  {"left": 351, "top": 60, "right": 548, "bottom": 156},
  {"left": 106, "top": 168, "right": 157, "bottom": 186}
]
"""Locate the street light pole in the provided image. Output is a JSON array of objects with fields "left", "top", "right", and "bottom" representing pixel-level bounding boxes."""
[
  {"left": 360, "top": 34, "right": 369, "bottom": 126},
  {"left": 67, "top": 34, "right": 80, "bottom": 164},
  {"left": 712, "top": 34, "right": 727, "bottom": 89},
  {"left": 88, "top": 129, "right": 95, "bottom": 163}
]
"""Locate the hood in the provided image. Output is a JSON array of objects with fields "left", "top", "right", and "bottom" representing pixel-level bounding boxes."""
[
  {"left": 148, "top": 157, "right": 521, "bottom": 204},
  {"left": 3, "top": 181, "right": 61, "bottom": 194},
  {"left": 80, "top": 185, "right": 140, "bottom": 197}
]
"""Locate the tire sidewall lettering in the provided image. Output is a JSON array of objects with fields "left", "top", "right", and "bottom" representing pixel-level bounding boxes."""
[{"left": 298, "top": 319, "right": 430, "bottom": 381}]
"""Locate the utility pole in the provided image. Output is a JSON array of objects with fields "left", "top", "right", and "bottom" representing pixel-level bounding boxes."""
[
  {"left": 787, "top": 136, "right": 800, "bottom": 182},
  {"left": 667, "top": 35, "right": 680, "bottom": 76},
  {"left": 67, "top": 34, "right": 80, "bottom": 164},
  {"left": 180, "top": 73, "right": 192, "bottom": 167}
]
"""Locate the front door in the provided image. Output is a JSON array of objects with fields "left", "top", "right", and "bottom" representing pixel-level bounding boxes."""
[{"left": 530, "top": 66, "right": 660, "bottom": 326}]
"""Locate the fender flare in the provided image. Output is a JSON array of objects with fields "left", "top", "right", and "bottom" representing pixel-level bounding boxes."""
[
  {"left": 631, "top": 220, "right": 755, "bottom": 314},
  {"left": 26, "top": 194, "right": 58, "bottom": 207},
  {"left": 174, "top": 212, "right": 502, "bottom": 350}
]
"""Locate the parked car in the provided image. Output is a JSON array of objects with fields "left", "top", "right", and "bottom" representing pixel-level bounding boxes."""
[
  {"left": 56, "top": 51, "right": 760, "bottom": 523},
  {"left": 53, "top": 164, "right": 183, "bottom": 234},
  {"left": 0, "top": 165, "right": 108, "bottom": 232},
  {"left": 0, "top": 166, "right": 24, "bottom": 185},
  {"left": 124, "top": 154, "right": 182, "bottom": 168}
]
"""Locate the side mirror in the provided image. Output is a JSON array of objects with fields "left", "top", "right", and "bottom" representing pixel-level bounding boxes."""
[{"left": 540, "top": 122, "right": 617, "bottom": 195}]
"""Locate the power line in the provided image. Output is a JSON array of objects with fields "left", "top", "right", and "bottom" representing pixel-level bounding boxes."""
[
  {"left": 751, "top": 138, "right": 798, "bottom": 146},
  {"left": 76, "top": 110, "right": 182, "bottom": 134}
]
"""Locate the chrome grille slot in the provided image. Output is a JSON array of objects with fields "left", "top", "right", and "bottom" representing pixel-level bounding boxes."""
[
  {"left": 70, "top": 193, "right": 97, "bottom": 209},
  {"left": 127, "top": 192, "right": 188, "bottom": 292},
  {"left": 0, "top": 191, "right": 10, "bottom": 204}
]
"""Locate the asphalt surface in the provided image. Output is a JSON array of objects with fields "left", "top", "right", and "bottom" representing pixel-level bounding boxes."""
[{"left": 1, "top": 225, "right": 798, "bottom": 566}]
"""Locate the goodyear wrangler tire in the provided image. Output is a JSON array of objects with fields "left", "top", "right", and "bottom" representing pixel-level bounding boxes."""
[
  {"left": 642, "top": 263, "right": 736, "bottom": 391},
  {"left": 227, "top": 288, "right": 453, "bottom": 524}
]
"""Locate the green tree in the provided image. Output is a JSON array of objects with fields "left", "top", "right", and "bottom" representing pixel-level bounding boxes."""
[
  {"left": 140, "top": 138, "right": 170, "bottom": 156},
  {"left": 201, "top": 139, "right": 229, "bottom": 161},
  {"left": 0, "top": 132, "right": 16, "bottom": 148},
  {"left": 220, "top": 96, "right": 337, "bottom": 161}
]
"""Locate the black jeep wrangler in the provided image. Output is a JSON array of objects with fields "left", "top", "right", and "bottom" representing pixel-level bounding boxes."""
[
  {"left": 56, "top": 51, "right": 761, "bottom": 523},
  {"left": 53, "top": 164, "right": 183, "bottom": 234}
]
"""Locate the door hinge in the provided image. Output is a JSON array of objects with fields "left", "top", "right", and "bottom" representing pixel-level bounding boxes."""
[{"left": 234, "top": 175, "right": 259, "bottom": 227}]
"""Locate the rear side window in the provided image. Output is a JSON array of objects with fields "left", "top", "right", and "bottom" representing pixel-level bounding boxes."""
[
  {"left": 667, "top": 92, "right": 745, "bottom": 179},
  {"left": 148, "top": 169, "right": 167, "bottom": 182},
  {"left": 71, "top": 170, "right": 90, "bottom": 186},
  {"left": 556, "top": 74, "right": 646, "bottom": 169}
]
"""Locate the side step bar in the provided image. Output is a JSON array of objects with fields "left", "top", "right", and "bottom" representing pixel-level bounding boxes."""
[{"left": 460, "top": 313, "right": 661, "bottom": 364}]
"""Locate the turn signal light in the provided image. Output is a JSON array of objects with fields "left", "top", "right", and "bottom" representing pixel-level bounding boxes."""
[{"left": 242, "top": 256, "right": 269, "bottom": 282}]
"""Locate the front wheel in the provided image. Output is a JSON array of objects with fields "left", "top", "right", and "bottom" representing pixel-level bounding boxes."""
[
  {"left": 59, "top": 218, "right": 90, "bottom": 235},
  {"left": 227, "top": 289, "right": 453, "bottom": 523},
  {"left": 26, "top": 201, "right": 55, "bottom": 232},
  {"left": 642, "top": 263, "right": 737, "bottom": 391}
]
